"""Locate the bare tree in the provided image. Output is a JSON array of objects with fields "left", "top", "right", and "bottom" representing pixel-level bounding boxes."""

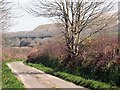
[
  {"left": 0, "top": 0, "right": 13, "bottom": 31},
  {"left": 26, "top": 0, "right": 117, "bottom": 61},
  {"left": 0, "top": 0, "right": 13, "bottom": 47}
]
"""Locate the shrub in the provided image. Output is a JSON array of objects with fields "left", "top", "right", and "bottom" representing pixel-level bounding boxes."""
[
  {"left": 27, "top": 38, "right": 69, "bottom": 63},
  {"left": 75, "top": 35, "right": 120, "bottom": 85},
  {"left": 27, "top": 35, "right": 120, "bottom": 86}
]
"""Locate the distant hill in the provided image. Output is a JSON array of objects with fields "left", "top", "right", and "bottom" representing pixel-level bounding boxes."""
[
  {"left": 30, "top": 23, "right": 63, "bottom": 37},
  {"left": 3, "top": 23, "right": 64, "bottom": 46},
  {"left": 33, "top": 23, "right": 63, "bottom": 31},
  {"left": 5, "top": 11, "right": 118, "bottom": 37},
  {"left": 5, "top": 23, "right": 63, "bottom": 38},
  {"left": 4, "top": 11, "right": 119, "bottom": 41}
]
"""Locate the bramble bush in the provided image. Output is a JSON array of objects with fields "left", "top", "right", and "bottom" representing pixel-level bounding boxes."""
[
  {"left": 27, "top": 38, "right": 68, "bottom": 63},
  {"left": 27, "top": 35, "right": 120, "bottom": 86}
]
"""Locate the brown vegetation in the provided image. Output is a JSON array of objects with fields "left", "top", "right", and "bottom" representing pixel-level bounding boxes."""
[
  {"left": 2, "top": 47, "right": 32, "bottom": 60},
  {"left": 27, "top": 34, "right": 119, "bottom": 66},
  {"left": 27, "top": 35, "right": 120, "bottom": 85},
  {"left": 28, "top": 37, "right": 69, "bottom": 62}
]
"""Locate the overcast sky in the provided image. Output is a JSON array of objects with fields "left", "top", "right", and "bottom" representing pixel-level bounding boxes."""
[
  {"left": 9, "top": 0, "right": 54, "bottom": 32},
  {"left": 9, "top": 0, "right": 119, "bottom": 32}
]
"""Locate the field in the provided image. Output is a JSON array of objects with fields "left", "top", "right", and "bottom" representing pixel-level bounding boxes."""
[{"left": 2, "top": 47, "right": 32, "bottom": 60}]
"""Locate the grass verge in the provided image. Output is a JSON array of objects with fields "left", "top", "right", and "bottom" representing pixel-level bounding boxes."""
[
  {"left": 2, "top": 59, "right": 25, "bottom": 88},
  {"left": 25, "top": 62, "right": 120, "bottom": 90}
]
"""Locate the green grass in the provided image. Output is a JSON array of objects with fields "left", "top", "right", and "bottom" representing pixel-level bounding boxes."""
[
  {"left": 0, "top": 63, "right": 2, "bottom": 89},
  {"left": 25, "top": 62, "right": 120, "bottom": 90},
  {"left": 2, "top": 59, "right": 25, "bottom": 89}
]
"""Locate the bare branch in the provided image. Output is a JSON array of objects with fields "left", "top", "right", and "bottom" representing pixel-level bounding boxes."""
[{"left": 26, "top": 0, "right": 117, "bottom": 59}]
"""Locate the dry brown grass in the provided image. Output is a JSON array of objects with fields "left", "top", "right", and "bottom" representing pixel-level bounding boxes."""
[{"left": 2, "top": 47, "right": 32, "bottom": 60}]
